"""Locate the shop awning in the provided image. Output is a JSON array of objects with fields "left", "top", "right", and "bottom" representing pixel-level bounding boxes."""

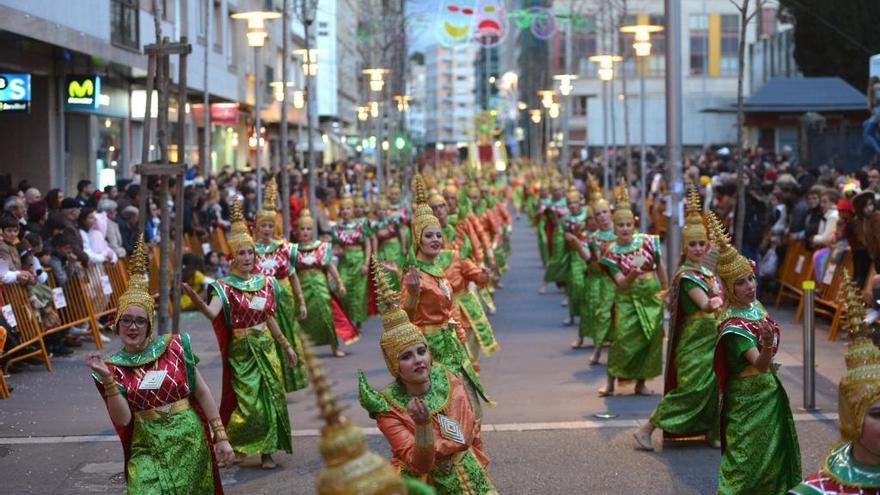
[{"left": 702, "top": 77, "right": 866, "bottom": 114}]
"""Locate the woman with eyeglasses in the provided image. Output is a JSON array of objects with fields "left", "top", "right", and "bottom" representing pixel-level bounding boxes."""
[
  {"left": 182, "top": 200, "right": 298, "bottom": 470},
  {"left": 86, "top": 236, "right": 233, "bottom": 494},
  {"left": 633, "top": 187, "right": 722, "bottom": 451}
]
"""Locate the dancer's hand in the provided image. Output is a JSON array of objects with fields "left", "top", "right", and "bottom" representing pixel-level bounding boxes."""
[
  {"left": 408, "top": 397, "right": 430, "bottom": 425},
  {"left": 404, "top": 266, "right": 420, "bottom": 294},
  {"left": 285, "top": 347, "right": 299, "bottom": 368},
  {"left": 337, "top": 284, "right": 347, "bottom": 297},
  {"left": 181, "top": 283, "right": 199, "bottom": 301},
  {"left": 298, "top": 304, "right": 308, "bottom": 321},
  {"left": 360, "top": 263, "right": 369, "bottom": 275},
  {"left": 708, "top": 297, "right": 723, "bottom": 310},
  {"left": 85, "top": 353, "right": 111, "bottom": 380},
  {"left": 759, "top": 321, "right": 775, "bottom": 348},
  {"left": 214, "top": 440, "right": 235, "bottom": 468}
]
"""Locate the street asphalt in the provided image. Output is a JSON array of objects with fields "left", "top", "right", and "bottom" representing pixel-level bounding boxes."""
[{"left": 0, "top": 215, "right": 847, "bottom": 494}]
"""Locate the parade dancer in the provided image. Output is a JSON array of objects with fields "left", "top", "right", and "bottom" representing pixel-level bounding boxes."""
[
  {"left": 371, "top": 195, "right": 407, "bottom": 290},
  {"left": 87, "top": 236, "right": 232, "bottom": 494},
  {"left": 583, "top": 180, "right": 618, "bottom": 364},
  {"left": 598, "top": 180, "right": 667, "bottom": 397},
  {"left": 790, "top": 272, "right": 880, "bottom": 495},
  {"left": 333, "top": 187, "right": 371, "bottom": 328},
  {"left": 633, "top": 187, "right": 722, "bottom": 450},
  {"left": 294, "top": 208, "right": 358, "bottom": 357},
  {"left": 561, "top": 187, "right": 588, "bottom": 330},
  {"left": 400, "top": 187, "right": 491, "bottom": 418},
  {"left": 540, "top": 181, "right": 569, "bottom": 299},
  {"left": 183, "top": 200, "right": 297, "bottom": 470},
  {"left": 428, "top": 184, "right": 499, "bottom": 364},
  {"left": 252, "top": 179, "right": 309, "bottom": 392},
  {"left": 359, "top": 262, "right": 498, "bottom": 495},
  {"left": 709, "top": 213, "right": 801, "bottom": 495}
]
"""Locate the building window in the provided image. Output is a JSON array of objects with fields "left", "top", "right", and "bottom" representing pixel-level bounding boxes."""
[
  {"left": 648, "top": 14, "right": 666, "bottom": 76},
  {"left": 689, "top": 14, "right": 708, "bottom": 75},
  {"left": 572, "top": 95, "right": 587, "bottom": 116},
  {"left": 213, "top": 0, "right": 223, "bottom": 53},
  {"left": 197, "top": 0, "right": 207, "bottom": 38},
  {"left": 111, "top": 0, "right": 139, "bottom": 49},
  {"left": 720, "top": 14, "right": 739, "bottom": 76}
]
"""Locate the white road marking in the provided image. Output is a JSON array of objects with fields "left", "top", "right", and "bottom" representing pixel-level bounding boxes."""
[{"left": 0, "top": 413, "right": 839, "bottom": 445}]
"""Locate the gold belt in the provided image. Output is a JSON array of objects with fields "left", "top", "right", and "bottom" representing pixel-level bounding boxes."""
[
  {"left": 135, "top": 398, "right": 190, "bottom": 421},
  {"left": 686, "top": 310, "right": 717, "bottom": 322},
  {"left": 420, "top": 322, "right": 454, "bottom": 335},
  {"left": 298, "top": 267, "right": 322, "bottom": 274},
  {"left": 735, "top": 365, "right": 761, "bottom": 378},
  {"left": 233, "top": 325, "right": 266, "bottom": 337}
]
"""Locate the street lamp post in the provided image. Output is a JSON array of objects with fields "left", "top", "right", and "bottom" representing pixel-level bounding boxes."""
[
  {"left": 554, "top": 74, "right": 577, "bottom": 170},
  {"left": 293, "top": 0, "right": 319, "bottom": 222},
  {"left": 620, "top": 24, "right": 663, "bottom": 232},
  {"left": 665, "top": 0, "right": 684, "bottom": 274},
  {"left": 292, "top": 89, "right": 306, "bottom": 169},
  {"left": 231, "top": 10, "right": 281, "bottom": 206},
  {"left": 537, "top": 90, "right": 555, "bottom": 164},
  {"left": 363, "top": 68, "right": 389, "bottom": 189},
  {"left": 589, "top": 55, "right": 622, "bottom": 193}
]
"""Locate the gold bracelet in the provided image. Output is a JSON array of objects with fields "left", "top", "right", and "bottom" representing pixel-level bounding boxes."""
[
  {"left": 103, "top": 380, "right": 120, "bottom": 397},
  {"left": 209, "top": 418, "right": 224, "bottom": 430},
  {"left": 414, "top": 422, "right": 434, "bottom": 450},
  {"left": 213, "top": 427, "right": 229, "bottom": 443}
]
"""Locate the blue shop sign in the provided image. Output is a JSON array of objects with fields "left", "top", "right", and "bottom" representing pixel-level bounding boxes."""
[{"left": 0, "top": 73, "right": 31, "bottom": 112}]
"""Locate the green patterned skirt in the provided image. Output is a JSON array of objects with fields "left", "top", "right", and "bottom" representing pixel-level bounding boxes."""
[
  {"left": 567, "top": 254, "right": 586, "bottom": 321},
  {"left": 455, "top": 290, "right": 499, "bottom": 357},
  {"left": 274, "top": 277, "right": 308, "bottom": 392},
  {"left": 422, "top": 324, "right": 490, "bottom": 417},
  {"left": 337, "top": 246, "right": 368, "bottom": 325},
  {"left": 718, "top": 372, "right": 801, "bottom": 495},
  {"left": 607, "top": 276, "right": 663, "bottom": 380},
  {"left": 543, "top": 228, "right": 569, "bottom": 283},
  {"left": 128, "top": 407, "right": 214, "bottom": 494},
  {"left": 650, "top": 314, "right": 719, "bottom": 438},
  {"left": 402, "top": 448, "right": 497, "bottom": 495},
  {"left": 297, "top": 270, "right": 339, "bottom": 348},
  {"left": 581, "top": 264, "right": 616, "bottom": 345},
  {"left": 536, "top": 217, "right": 549, "bottom": 265},
  {"left": 226, "top": 326, "right": 293, "bottom": 455}
]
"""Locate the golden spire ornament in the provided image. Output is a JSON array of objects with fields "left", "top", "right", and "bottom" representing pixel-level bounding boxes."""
[
  {"left": 681, "top": 184, "right": 708, "bottom": 250},
  {"left": 372, "top": 256, "right": 426, "bottom": 378},
  {"left": 115, "top": 234, "right": 155, "bottom": 331},
  {"left": 612, "top": 177, "right": 634, "bottom": 224},
  {"left": 410, "top": 174, "right": 440, "bottom": 252},
  {"left": 707, "top": 211, "right": 752, "bottom": 297},
  {"left": 227, "top": 198, "right": 254, "bottom": 253},
  {"left": 256, "top": 177, "right": 278, "bottom": 226},
  {"left": 836, "top": 270, "right": 880, "bottom": 442},
  {"left": 301, "top": 335, "right": 407, "bottom": 495}
]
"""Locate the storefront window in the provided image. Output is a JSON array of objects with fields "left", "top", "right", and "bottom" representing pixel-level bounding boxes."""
[{"left": 97, "top": 117, "right": 123, "bottom": 189}]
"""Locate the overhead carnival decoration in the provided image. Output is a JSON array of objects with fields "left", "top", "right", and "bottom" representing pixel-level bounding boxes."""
[
  {"left": 473, "top": 0, "right": 508, "bottom": 47},
  {"left": 437, "top": 0, "right": 477, "bottom": 48}
]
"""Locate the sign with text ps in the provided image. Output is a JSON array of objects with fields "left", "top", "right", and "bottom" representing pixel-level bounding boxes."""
[{"left": 0, "top": 73, "right": 31, "bottom": 112}]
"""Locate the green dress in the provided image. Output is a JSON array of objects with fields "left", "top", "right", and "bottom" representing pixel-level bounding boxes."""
[
  {"left": 333, "top": 218, "right": 370, "bottom": 326},
  {"left": 580, "top": 229, "right": 616, "bottom": 344},
  {"left": 95, "top": 334, "right": 217, "bottom": 495},
  {"left": 533, "top": 198, "right": 549, "bottom": 265},
  {"left": 294, "top": 240, "right": 357, "bottom": 347},
  {"left": 543, "top": 198, "right": 569, "bottom": 283},
  {"left": 715, "top": 301, "right": 802, "bottom": 495},
  {"left": 601, "top": 233, "right": 664, "bottom": 380},
  {"left": 210, "top": 274, "right": 292, "bottom": 456},
  {"left": 562, "top": 209, "right": 588, "bottom": 321},
  {"left": 649, "top": 263, "right": 720, "bottom": 440},
  {"left": 254, "top": 240, "right": 308, "bottom": 392}
]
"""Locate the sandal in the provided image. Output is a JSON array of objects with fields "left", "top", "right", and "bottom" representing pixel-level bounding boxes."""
[{"left": 633, "top": 431, "right": 654, "bottom": 451}]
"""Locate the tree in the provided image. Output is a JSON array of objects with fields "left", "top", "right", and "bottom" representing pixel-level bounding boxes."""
[{"left": 778, "top": 0, "right": 880, "bottom": 91}]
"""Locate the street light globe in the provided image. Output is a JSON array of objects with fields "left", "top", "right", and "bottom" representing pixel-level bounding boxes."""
[
  {"left": 436, "top": 142, "right": 445, "bottom": 151},
  {"left": 292, "top": 90, "right": 306, "bottom": 109},
  {"left": 619, "top": 24, "right": 663, "bottom": 58},
  {"left": 231, "top": 11, "right": 282, "bottom": 47},
  {"left": 553, "top": 74, "right": 578, "bottom": 97},
  {"left": 598, "top": 67, "right": 614, "bottom": 81},
  {"left": 549, "top": 103, "right": 560, "bottom": 119},
  {"left": 529, "top": 109, "right": 542, "bottom": 124},
  {"left": 382, "top": 140, "right": 390, "bottom": 151},
  {"left": 634, "top": 41, "right": 652, "bottom": 57},
  {"left": 394, "top": 137, "right": 406, "bottom": 150}
]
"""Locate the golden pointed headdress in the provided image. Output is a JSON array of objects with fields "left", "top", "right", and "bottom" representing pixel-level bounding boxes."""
[
  {"left": 410, "top": 174, "right": 441, "bottom": 252},
  {"left": 707, "top": 211, "right": 753, "bottom": 298},
  {"left": 682, "top": 185, "right": 708, "bottom": 249},
  {"left": 612, "top": 178, "right": 634, "bottom": 224},
  {"left": 301, "top": 336, "right": 408, "bottom": 495},
  {"left": 836, "top": 270, "right": 880, "bottom": 442},
  {"left": 429, "top": 188, "right": 446, "bottom": 208},
  {"left": 589, "top": 174, "right": 609, "bottom": 210},
  {"left": 373, "top": 257, "right": 427, "bottom": 378},
  {"left": 115, "top": 235, "right": 154, "bottom": 332},
  {"left": 256, "top": 178, "right": 278, "bottom": 226},
  {"left": 227, "top": 198, "right": 254, "bottom": 254},
  {"left": 297, "top": 205, "right": 315, "bottom": 229}
]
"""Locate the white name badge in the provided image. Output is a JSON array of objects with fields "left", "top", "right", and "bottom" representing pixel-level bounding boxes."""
[
  {"left": 201, "top": 243, "right": 211, "bottom": 255},
  {"left": 52, "top": 287, "right": 68, "bottom": 309},
  {"left": 248, "top": 296, "right": 267, "bottom": 311},
  {"left": 1, "top": 304, "right": 16, "bottom": 327},
  {"left": 138, "top": 370, "right": 168, "bottom": 390}
]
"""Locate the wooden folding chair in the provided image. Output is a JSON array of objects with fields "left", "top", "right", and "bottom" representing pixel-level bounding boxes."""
[
  {"left": 796, "top": 249, "right": 853, "bottom": 340},
  {"left": 775, "top": 241, "right": 814, "bottom": 307},
  {"left": 0, "top": 284, "right": 53, "bottom": 374},
  {"left": 210, "top": 227, "right": 231, "bottom": 257}
]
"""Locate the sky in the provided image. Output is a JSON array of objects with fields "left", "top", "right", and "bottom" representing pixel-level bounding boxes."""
[{"left": 405, "top": 0, "right": 439, "bottom": 53}]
